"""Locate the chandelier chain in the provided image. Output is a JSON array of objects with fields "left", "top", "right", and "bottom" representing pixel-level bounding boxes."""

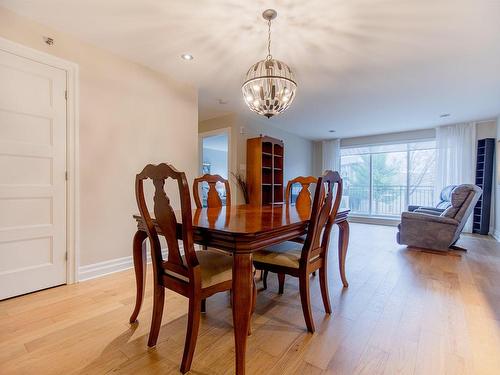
[{"left": 267, "top": 19, "right": 272, "bottom": 60}]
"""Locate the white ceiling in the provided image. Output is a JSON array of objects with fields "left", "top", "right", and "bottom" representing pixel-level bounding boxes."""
[{"left": 2, "top": 0, "right": 499, "bottom": 140}]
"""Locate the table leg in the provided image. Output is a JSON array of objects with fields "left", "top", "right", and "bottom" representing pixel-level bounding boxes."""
[
  {"left": 129, "top": 230, "right": 148, "bottom": 323},
  {"left": 232, "top": 253, "right": 253, "bottom": 375},
  {"left": 337, "top": 220, "right": 349, "bottom": 288}
]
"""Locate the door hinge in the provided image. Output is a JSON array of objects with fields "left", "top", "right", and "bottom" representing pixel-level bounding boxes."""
[
  {"left": 65, "top": 252, "right": 68, "bottom": 261},
  {"left": 65, "top": 90, "right": 68, "bottom": 100},
  {"left": 65, "top": 171, "right": 68, "bottom": 180}
]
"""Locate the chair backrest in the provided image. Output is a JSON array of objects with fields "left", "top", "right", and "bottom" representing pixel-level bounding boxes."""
[
  {"left": 136, "top": 163, "right": 199, "bottom": 284},
  {"left": 285, "top": 176, "right": 317, "bottom": 208},
  {"left": 193, "top": 174, "right": 231, "bottom": 208},
  {"left": 436, "top": 185, "right": 457, "bottom": 209},
  {"left": 440, "top": 184, "right": 482, "bottom": 242},
  {"left": 300, "top": 170, "right": 343, "bottom": 267}
]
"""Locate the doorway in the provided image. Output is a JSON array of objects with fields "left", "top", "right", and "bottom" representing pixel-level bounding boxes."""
[{"left": 198, "top": 128, "right": 230, "bottom": 207}]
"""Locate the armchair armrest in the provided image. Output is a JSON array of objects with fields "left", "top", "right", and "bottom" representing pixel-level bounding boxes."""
[
  {"left": 401, "top": 211, "right": 458, "bottom": 225},
  {"left": 414, "top": 207, "right": 445, "bottom": 216}
]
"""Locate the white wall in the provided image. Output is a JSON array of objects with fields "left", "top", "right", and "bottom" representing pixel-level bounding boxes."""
[
  {"left": 199, "top": 114, "right": 314, "bottom": 203},
  {"left": 238, "top": 115, "right": 314, "bottom": 188},
  {"left": 0, "top": 7, "right": 199, "bottom": 266}
]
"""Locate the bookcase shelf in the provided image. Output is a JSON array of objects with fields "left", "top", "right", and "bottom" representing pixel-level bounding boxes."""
[
  {"left": 247, "top": 135, "right": 285, "bottom": 205},
  {"left": 473, "top": 138, "right": 494, "bottom": 235}
]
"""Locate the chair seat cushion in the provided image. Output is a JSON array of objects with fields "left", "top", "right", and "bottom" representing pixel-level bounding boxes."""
[
  {"left": 253, "top": 242, "right": 303, "bottom": 269},
  {"left": 289, "top": 234, "right": 306, "bottom": 244},
  {"left": 165, "top": 249, "right": 232, "bottom": 288}
]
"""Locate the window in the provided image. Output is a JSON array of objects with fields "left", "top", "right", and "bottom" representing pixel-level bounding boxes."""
[{"left": 340, "top": 140, "right": 436, "bottom": 217}]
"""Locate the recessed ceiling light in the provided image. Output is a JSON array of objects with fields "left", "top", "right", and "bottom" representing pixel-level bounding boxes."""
[
  {"left": 329, "top": 130, "right": 336, "bottom": 133},
  {"left": 181, "top": 53, "right": 194, "bottom": 61},
  {"left": 440, "top": 113, "right": 451, "bottom": 118}
]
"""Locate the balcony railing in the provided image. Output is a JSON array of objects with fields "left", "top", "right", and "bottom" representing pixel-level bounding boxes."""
[{"left": 343, "top": 185, "right": 434, "bottom": 217}]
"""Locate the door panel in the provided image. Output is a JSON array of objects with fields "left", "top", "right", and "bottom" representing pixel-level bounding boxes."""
[{"left": 0, "top": 48, "right": 67, "bottom": 300}]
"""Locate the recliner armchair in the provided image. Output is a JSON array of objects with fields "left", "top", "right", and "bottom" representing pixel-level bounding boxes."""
[{"left": 397, "top": 184, "right": 482, "bottom": 252}]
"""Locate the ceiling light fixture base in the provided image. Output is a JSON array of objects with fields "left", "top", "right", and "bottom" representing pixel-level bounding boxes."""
[{"left": 262, "top": 9, "right": 277, "bottom": 21}]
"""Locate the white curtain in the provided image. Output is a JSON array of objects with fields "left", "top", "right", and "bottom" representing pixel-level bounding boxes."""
[
  {"left": 435, "top": 122, "right": 477, "bottom": 231},
  {"left": 322, "top": 139, "right": 341, "bottom": 173}
]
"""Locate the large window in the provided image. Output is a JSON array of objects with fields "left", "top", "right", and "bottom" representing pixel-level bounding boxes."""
[{"left": 340, "top": 140, "right": 436, "bottom": 217}]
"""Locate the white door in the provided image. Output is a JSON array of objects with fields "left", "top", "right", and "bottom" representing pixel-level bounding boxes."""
[{"left": 0, "top": 48, "right": 67, "bottom": 300}]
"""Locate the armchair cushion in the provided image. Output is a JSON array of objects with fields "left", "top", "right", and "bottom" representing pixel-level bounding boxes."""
[{"left": 414, "top": 207, "right": 445, "bottom": 216}]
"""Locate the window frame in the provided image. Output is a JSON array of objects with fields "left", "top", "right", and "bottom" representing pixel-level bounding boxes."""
[{"left": 340, "top": 138, "right": 436, "bottom": 218}]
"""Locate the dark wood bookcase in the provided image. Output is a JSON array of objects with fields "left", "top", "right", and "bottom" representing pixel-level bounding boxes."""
[
  {"left": 473, "top": 138, "right": 495, "bottom": 235},
  {"left": 246, "top": 135, "right": 284, "bottom": 205}
]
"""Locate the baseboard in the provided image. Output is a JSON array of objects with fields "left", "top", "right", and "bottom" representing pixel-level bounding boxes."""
[
  {"left": 348, "top": 215, "right": 400, "bottom": 227},
  {"left": 78, "top": 248, "right": 168, "bottom": 282},
  {"left": 492, "top": 229, "right": 500, "bottom": 242}
]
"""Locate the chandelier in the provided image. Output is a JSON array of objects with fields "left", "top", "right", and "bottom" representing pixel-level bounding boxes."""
[{"left": 242, "top": 9, "right": 297, "bottom": 118}]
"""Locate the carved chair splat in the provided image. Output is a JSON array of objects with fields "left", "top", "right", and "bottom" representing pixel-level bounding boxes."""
[{"left": 135, "top": 163, "right": 233, "bottom": 374}]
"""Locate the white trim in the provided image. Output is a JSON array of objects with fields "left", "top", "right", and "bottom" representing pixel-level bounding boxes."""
[
  {"left": 198, "top": 127, "right": 232, "bottom": 175},
  {"left": 0, "top": 37, "right": 80, "bottom": 284},
  {"left": 348, "top": 214, "right": 400, "bottom": 227},
  {"left": 198, "top": 127, "right": 234, "bottom": 203},
  {"left": 79, "top": 248, "right": 169, "bottom": 282}
]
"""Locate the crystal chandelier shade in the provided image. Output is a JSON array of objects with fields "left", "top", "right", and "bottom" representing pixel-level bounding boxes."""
[
  {"left": 242, "top": 59, "right": 297, "bottom": 118},
  {"left": 242, "top": 9, "right": 297, "bottom": 118}
]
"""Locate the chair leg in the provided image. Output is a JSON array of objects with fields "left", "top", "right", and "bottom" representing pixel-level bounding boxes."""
[
  {"left": 277, "top": 273, "right": 285, "bottom": 294},
  {"left": 180, "top": 296, "right": 202, "bottom": 374},
  {"left": 299, "top": 273, "right": 315, "bottom": 333},
  {"left": 319, "top": 266, "right": 332, "bottom": 314},
  {"left": 201, "top": 298, "right": 206, "bottom": 313},
  {"left": 252, "top": 278, "right": 257, "bottom": 314},
  {"left": 147, "top": 285, "right": 165, "bottom": 347},
  {"left": 262, "top": 270, "right": 268, "bottom": 290},
  {"left": 248, "top": 277, "right": 257, "bottom": 336}
]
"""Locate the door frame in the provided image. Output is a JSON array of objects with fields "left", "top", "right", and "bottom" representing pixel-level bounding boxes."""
[
  {"left": 198, "top": 127, "right": 232, "bottom": 178},
  {"left": 0, "top": 37, "right": 80, "bottom": 284}
]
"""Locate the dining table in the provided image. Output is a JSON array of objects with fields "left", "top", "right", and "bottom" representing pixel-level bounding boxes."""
[{"left": 129, "top": 203, "right": 350, "bottom": 375}]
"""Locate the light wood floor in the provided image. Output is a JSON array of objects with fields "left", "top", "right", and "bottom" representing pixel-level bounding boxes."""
[{"left": 1, "top": 223, "right": 500, "bottom": 374}]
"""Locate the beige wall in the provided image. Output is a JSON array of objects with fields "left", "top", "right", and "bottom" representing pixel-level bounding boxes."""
[
  {"left": 0, "top": 8, "right": 198, "bottom": 266},
  {"left": 199, "top": 114, "right": 314, "bottom": 203}
]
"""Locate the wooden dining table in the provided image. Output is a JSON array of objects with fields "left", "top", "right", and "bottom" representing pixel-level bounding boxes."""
[{"left": 130, "top": 203, "right": 350, "bottom": 375}]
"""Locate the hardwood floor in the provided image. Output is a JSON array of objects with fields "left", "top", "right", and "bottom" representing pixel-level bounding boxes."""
[{"left": 1, "top": 223, "right": 499, "bottom": 374}]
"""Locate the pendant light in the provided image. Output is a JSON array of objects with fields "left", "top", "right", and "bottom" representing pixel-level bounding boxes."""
[{"left": 242, "top": 9, "right": 297, "bottom": 118}]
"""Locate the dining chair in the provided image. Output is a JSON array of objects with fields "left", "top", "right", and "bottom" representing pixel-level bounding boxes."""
[
  {"left": 193, "top": 173, "right": 231, "bottom": 208},
  {"left": 193, "top": 173, "right": 257, "bottom": 316},
  {"left": 285, "top": 175, "right": 318, "bottom": 210},
  {"left": 262, "top": 176, "right": 318, "bottom": 292},
  {"left": 253, "top": 170, "right": 343, "bottom": 333},
  {"left": 136, "top": 163, "right": 233, "bottom": 373}
]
